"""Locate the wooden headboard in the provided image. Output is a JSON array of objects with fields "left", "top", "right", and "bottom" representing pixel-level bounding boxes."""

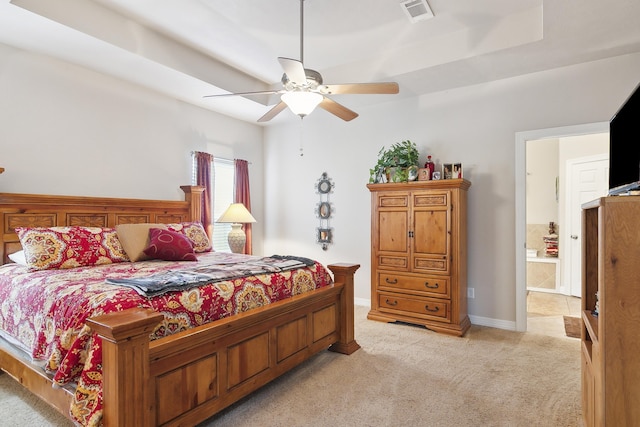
[{"left": 0, "top": 185, "right": 204, "bottom": 265}]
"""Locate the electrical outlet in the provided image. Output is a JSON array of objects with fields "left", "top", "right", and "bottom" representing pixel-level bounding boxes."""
[{"left": 467, "top": 288, "right": 475, "bottom": 299}]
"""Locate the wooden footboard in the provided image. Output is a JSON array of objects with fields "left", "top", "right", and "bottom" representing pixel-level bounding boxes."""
[{"left": 86, "top": 263, "right": 359, "bottom": 427}]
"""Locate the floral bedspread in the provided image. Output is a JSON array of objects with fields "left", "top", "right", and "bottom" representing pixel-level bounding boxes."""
[{"left": 0, "top": 252, "right": 333, "bottom": 426}]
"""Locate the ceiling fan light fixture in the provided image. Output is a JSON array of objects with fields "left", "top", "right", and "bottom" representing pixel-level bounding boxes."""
[
  {"left": 205, "top": 0, "right": 398, "bottom": 122},
  {"left": 281, "top": 91, "right": 323, "bottom": 117}
]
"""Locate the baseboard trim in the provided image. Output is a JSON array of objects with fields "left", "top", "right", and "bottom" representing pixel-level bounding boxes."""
[
  {"left": 356, "top": 298, "right": 516, "bottom": 331},
  {"left": 468, "top": 315, "right": 516, "bottom": 331}
]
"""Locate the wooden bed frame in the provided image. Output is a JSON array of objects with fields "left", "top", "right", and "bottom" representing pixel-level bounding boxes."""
[{"left": 0, "top": 186, "right": 360, "bottom": 426}]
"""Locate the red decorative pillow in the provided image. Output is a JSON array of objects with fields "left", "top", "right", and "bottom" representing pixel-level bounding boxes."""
[
  {"left": 16, "top": 226, "right": 130, "bottom": 270},
  {"left": 143, "top": 228, "right": 197, "bottom": 261},
  {"left": 167, "top": 222, "right": 212, "bottom": 253}
]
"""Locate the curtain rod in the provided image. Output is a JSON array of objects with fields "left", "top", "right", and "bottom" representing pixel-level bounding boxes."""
[{"left": 190, "top": 151, "right": 251, "bottom": 164}]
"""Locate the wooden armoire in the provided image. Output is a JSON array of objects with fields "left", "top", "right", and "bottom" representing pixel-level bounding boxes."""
[{"left": 367, "top": 179, "right": 471, "bottom": 336}]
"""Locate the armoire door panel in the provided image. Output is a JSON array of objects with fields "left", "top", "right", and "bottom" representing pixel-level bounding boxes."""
[
  {"left": 413, "top": 210, "right": 448, "bottom": 255},
  {"left": 378, "top": 211, "right": 408, "bottom": 252}
]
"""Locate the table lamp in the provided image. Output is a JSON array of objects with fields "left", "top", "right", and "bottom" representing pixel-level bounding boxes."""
[{"left": 216, "top": 203, "right": 256, "bottom": 253}]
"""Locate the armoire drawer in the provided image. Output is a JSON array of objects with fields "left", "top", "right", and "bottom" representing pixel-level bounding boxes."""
[
  {"left": 377, "top": 292, "right": 450, "bottom": 322},
  {"left": 378, "top": 273, "right": 449, "bottom": 298}
]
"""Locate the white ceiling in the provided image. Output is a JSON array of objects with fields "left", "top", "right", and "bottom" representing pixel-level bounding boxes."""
[{"left": 1, "top": 0, "right": 640, "bottom": 124}]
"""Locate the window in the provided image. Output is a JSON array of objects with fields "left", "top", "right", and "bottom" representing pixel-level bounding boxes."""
[{"left": 193, "top": 155, "right": 235, "bottom": 252}]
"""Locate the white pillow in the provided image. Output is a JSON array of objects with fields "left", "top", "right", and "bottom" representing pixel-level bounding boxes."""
[{"left": 8, "top": 250, "right": 27, "bottom": 266}]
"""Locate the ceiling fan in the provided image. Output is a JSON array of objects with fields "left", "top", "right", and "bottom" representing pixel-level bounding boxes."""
[{"left": 204, "top": 0, "right": 399, "bottom": 122}]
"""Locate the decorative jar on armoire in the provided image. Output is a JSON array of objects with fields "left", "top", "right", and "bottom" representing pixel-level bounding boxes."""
[{"left": 367, "top": 179, "right": 471, "bottom": 336}]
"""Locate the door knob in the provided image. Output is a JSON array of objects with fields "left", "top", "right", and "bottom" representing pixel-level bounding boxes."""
[{"left": 571, "top": 235, "right": 578, "bottom": 240}]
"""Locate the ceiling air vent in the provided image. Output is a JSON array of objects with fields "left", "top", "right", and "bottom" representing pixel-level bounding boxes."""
[{"left": 400, "top": 0, "right": 434, "bottom": 23}]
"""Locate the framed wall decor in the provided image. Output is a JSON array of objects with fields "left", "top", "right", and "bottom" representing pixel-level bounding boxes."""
[
  {"left": 318, "top": 201, "right": 331, "bottom": 219},
  {"left": 317, "top": 177, "right": 332, "bottom": 194},
  {"left": 317, "top": 228, "right": 332, "bottom": 244},
  {"left": 315, "top": 172, "right": 334, "bottom": 250}
]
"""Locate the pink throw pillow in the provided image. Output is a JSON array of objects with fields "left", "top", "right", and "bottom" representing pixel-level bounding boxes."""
[{"left": 143, "top": 228, "right": 197, "bottom": 261}]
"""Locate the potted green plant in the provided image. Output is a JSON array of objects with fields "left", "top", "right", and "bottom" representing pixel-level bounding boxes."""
[{"left": 369, "top": 140, "right": 420, "bottom": 183}]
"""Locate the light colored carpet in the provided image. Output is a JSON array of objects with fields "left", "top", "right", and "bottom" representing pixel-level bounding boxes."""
[{"left": 0, "top": 306, "right": 582, "bottom": 426}]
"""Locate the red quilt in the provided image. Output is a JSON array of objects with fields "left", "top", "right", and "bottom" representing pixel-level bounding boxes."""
[{"left": 0, "top": 252, "right": 333, "bottom": 426}]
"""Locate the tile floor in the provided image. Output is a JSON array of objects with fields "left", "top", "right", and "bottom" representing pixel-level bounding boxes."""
[{"left": 527, "top": 290, "right": 581, "bottom": 338}]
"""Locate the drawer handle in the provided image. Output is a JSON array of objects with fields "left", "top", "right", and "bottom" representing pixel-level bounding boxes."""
[
  {"left": 385, "top": 278, "right": 398, "bottom": 285},
  {"left": 424, "top": 281, "right": 439, "bottom": 289},
  {"left": 424, "top": 305, "right": 440, "bottom": 313},
  {"left": 385, "top": 299, "right": 398, "bottom": 306}
]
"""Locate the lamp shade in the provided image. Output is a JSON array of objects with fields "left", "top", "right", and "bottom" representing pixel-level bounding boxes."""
[
  {"left": 281, "top": 91, "right": 323, "bottom": 116},
  {"left": 216, "top": 203, "right": 256, "bottom": 224}
]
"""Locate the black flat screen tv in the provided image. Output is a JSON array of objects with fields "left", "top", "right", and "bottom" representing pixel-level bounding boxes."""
[{"left": 608, "top": 82, "right": 640, "bottom": 195}]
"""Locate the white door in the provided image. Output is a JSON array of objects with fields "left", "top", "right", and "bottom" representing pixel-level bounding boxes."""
[{"left": 565, "top": 155, "right": 609, "bottom": 297}]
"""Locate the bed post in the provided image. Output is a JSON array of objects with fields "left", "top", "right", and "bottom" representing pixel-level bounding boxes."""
[
  {"left": 327, "top": 263, "right": 361, "bottom": 355},
  {"left": 180, "top": 185, "right": 205, "bottom": 223},
  {"left": 86, "top": 308, "right": 164, "bottom": 427}
]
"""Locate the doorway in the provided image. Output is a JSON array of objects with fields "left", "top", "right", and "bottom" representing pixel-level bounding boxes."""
[{"left": 515, "top": 122, "right": 609, "bottom": 332}]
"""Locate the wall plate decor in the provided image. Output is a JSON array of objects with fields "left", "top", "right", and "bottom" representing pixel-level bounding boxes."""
[
  {"left": 315, "top": 172, "right": 334, "bottom": 250},
  {"left": 317, "top": 178, "right": 332, "bottom": 194}
]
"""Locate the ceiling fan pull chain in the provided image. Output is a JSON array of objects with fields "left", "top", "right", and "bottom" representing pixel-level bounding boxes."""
[{"left": 299, "top": 116, "right": 305, "bottom": 157}]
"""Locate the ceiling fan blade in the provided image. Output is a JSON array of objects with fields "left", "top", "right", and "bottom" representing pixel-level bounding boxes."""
[
  {"left": 203, "top": 90, "right": 281, "bottom": 98},
  {"left": 278, "top": 57, "right": 307, "bottom": 85},
  {"left": 321, "top": 82, "right": 399, "bottom": 95},
  {"left": 318, "top": 97, "right": 359, "bottom": 121},
  {"left": 257, "top": 101, "right": 288, "bottom": 122}
]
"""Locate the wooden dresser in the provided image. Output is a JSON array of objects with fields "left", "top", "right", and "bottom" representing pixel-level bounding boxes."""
[
  {"left": 367, "top": 179, "right": 470, "bottom": 336},
  {"left": 581, "top": 196, "right": 640, "bottom": 426}
]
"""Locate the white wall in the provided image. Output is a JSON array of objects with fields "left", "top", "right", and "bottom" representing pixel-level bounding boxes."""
[
  {"left": 263, "top": 53, "right": 640, "bottom": 325},
  {"left": 0, "top": 42, "right": 266, "bottom": 251},
  {"left": 3, "top": 38, "right": 640, "bottom": 327},
  {"left": 526, "top": 138, "right": 559, "bottom": 225}
]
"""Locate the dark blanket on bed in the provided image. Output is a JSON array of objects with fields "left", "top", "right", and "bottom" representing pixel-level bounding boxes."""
[{"left": 106, "top": 254, "right": 315, "bottom": 297}]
